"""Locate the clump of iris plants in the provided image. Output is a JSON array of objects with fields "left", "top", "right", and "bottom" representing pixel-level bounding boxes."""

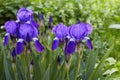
[
  {"left": 51, "top": 21, "right": 93, "bottom": 63},
  {"left": 3, "top": 7, "right": 93, "bottom": 66},
  {"left": 3, "top": 7, "right": 44, "bottom": 56}
]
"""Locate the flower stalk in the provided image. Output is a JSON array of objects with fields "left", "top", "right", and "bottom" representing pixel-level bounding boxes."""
[{"left": 76, "top": 44, "right": 84, "bottom": 79}]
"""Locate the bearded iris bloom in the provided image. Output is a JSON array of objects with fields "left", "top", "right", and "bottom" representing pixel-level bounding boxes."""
[
  {"left": 65, "top": 22, "right": 93, "bottom": 54},
  {"left": 3, "top": 7, "right": 44, "bottom": 56},
  {"left": 16, "top": 8, "right": 44, "bottom": 54},
  {"left": 51, "top": 23, "right": 68, "bottom": 50},
  {"left": 16, "top": 23, "right": 44, "bottom": 54},
  {"left": 3, "top": 20, "right": 19, "bottom": 46}
]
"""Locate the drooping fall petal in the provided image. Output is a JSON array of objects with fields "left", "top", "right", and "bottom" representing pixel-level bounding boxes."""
[
  {"left": 3, "top": 33, "right": 10, "bottom": 46},
  {"left": 51, "top": 37, "right": 59, "bottom": 50},
  {"left": 84, "top": 37, "right": 93, "bottom": 50},
  {"left": 16, "top": 39, "right": 24, "bottom": 54},
  {"left": 33, "top": 38, "right": 44, "bottom": 52},
  {"left": 65, "top": 38, "right": 76, "bottom": 54}
]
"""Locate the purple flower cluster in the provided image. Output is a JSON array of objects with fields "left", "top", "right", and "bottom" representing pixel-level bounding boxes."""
[
  {"left": 3, "top": 8, "right": 44, "bottom": 56},
  {"left": 3, "top": 7, "right": 93, "bottom": 59},
  {"left": 52, "top": 22, "right": 93, "bottom": 55}
]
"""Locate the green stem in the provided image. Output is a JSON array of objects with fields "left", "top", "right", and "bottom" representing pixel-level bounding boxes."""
[
  {"left": 75, "top": 44, "right": 84, "bottom": 79},
  {"left": 66, "top": 62, "right": 70, "bottom": 80},
  {"left": 23, "top": 46, "right": 31, "bottom": 80}
]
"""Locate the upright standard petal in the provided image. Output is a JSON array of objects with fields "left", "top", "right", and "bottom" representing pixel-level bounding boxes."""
[
  {"left": 53, "top": 23, "right": 68, "bottom": 39},
  {"left": 84, "top": 37, "right": 93, "bottom": 50},
  {"left": 33, "top": 38, "right": 44, "bottom": 52},
  {"left": 69, "top": 24, "right": 86, "bottom": 40},
  {"left": 16, "top": 39, "right": 24, "bottom": 54},
  {"left": 85, "top": 23, "right": 93, "bottom": 36},
  {"left": 3, "top": 33, "right": 10, "bottom": 46},
  {"left": 17, "top": 7, "right": 34, "bottom": 22},
  {"left": 65, "top": 38, "right": 76, "bottom": 54},
  {"left": 51, "top": 37, "right": 59, "bottom": 50}
]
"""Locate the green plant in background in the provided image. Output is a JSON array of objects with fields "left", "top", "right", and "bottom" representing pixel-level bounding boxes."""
[
  {"left": 0, "top": 0, "right": 120, "bottom": 80},
  {"left": 0, "top": 0, "right": 30, "bottom": 25}
]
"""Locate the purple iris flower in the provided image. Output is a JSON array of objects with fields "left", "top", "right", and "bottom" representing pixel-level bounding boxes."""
[
  {"left": 16, "top": 23, "right": 44, "bottom": 54},
  {"left": 65, "top": 22, "right": 93, "bottom": 54},
  {"left": 17, "top": 7, "right": 34, "bottom": 23},
  {"left": 3, "top": 7, "right": 43, "bottom": 57},
  {"left": 51, "top": 23, "right": 68, "bottom": 50},
  {"left": 3, "top": 20, "right": 19, "bottom": 46}
]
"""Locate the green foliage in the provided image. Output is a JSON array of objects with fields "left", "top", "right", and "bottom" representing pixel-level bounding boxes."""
[
  {"left": 0, "top": 37, "right": 5, "bottom": 80},
  {"left": 0, "top": 0, "right": 31, "bottom": 25}
]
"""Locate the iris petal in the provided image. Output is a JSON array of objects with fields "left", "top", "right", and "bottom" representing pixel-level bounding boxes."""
[
  {"left": 51, "top": 37, "right": 59, "bottom": 50},
  {"left": 86, "top": 39, "right": 93, "bottom": 50},
  {"left": 65, "top": 38, "right": 76, "bottom": 54},
  {"left": 3, "top": 33, "right": 10, "bottom": 46},
  {"left": 33, "top": 38, "right": 44, "bottom": 52},
  {"left": 16, "top": 39, "right": 24, "bottom": 54},
  {"left": 84, "top": 37, "right": 93, "bottom": 50}
]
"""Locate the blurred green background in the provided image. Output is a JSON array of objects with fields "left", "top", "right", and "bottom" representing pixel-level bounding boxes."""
[{"left": 0, "top": 0, "right": 120, "bottom": 80}]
